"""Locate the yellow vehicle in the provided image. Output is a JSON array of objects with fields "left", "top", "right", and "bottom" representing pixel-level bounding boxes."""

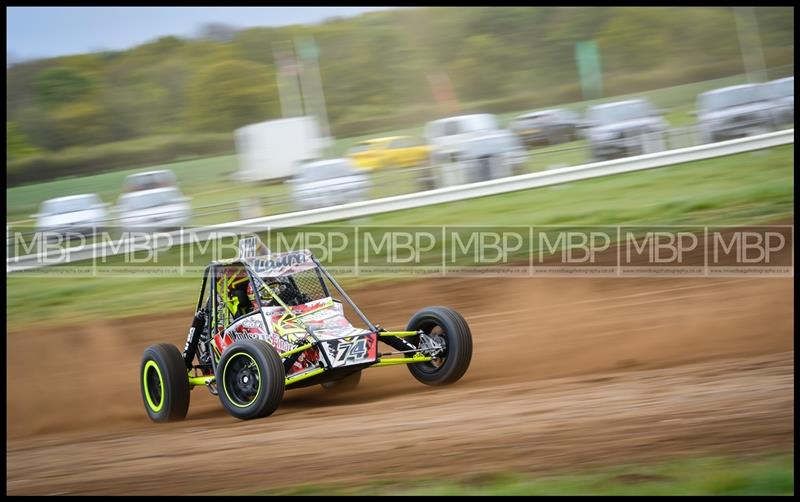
[{"left": 347, "top": 136, "right": 431, "bottom": 171}]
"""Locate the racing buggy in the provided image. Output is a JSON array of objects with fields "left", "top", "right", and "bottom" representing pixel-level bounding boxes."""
[{"left": 140, "top": 236, "right": 473, "bottom": 422}]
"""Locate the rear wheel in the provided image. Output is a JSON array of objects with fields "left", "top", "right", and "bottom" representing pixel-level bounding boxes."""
[
  {"left": 570, "top": 126, "right": 580, "bottom": 142},
  {"left": 140, "top": 343, "right": 190, "bottom": 422},
  {"left": 550, "top": 127, "right": 569, "bottom": 145},
  {"left": 405, "top": 307, "right": 473, "bottom": 386},
  {"left": 217, "top": 339, "right": 285, "bottom": 420}
]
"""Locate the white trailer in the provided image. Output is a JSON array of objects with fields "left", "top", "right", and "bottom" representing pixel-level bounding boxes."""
[{"left": 234, "top": 116, "right": 329, "bottom": 183}]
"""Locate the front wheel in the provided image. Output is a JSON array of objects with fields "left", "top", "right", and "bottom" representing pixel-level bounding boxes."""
[
  {"left": 140, "top": 343, "right": 191, "bottom": 422},
  {"left": 217, "top": 339, "right": 285, "bottom": 420},
  {"left": 405, "top": 307, "right": 473, "bottom": 386}
]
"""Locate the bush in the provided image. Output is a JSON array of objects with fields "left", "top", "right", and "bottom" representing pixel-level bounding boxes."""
[
  {"left": 7, "top": 133, "right": 234, "bottom": 186},
  {"left": 602, "top": 60, "right": 747, "bottom": 99},
  {"left": 331, "top": 104, "right": 440, "bottom": 138},
  {"left": 328, "top": 58, "right": 765, "bottom": 138},
  {"left": 9, "top": 57, "right": 788, "bottom": 186}
]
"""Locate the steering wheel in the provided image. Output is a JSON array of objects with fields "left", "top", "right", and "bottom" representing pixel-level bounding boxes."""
[{"left": 260, "top": 280, "right": 309, "bottom": 306}]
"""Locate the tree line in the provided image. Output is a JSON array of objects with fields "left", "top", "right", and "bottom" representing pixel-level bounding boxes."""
[{"left": 6, "top": 7, "right": 794, "bottom": 166}]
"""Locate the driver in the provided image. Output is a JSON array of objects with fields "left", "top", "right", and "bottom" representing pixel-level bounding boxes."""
[{"left": 249, "top": 278, "right": 310, "bottom": 307}]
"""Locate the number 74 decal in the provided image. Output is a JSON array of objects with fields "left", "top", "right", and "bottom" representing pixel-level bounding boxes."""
[{"left": 335, "top": 339, "right": 368, "bottom": 364}]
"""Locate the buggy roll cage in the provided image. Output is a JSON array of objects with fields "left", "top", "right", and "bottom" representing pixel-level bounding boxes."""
[{"left": 184, "top": 253, "right": 422, "bottom": 383}]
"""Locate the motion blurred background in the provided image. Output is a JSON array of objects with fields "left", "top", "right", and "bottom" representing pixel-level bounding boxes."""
[
  {"left": 7, "top": 7, "right": 793, "bottom": 180},
  {"left": 6, "top": 6, "right": 794, "bottom": 496}
]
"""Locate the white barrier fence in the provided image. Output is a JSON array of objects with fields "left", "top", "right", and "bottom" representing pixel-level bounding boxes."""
[{"left": 6, "top": 128, "right": 794, "bottom": 273}]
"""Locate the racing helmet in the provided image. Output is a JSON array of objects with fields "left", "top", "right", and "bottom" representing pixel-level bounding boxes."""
[
  {"left": 221, "top": 268, "right": 252, "bottom": 316},
  {"left": 246, "top": 282, "right": 258, "bottom": 308}
]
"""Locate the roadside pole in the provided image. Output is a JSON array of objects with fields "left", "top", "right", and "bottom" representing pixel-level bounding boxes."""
[
  {"left": 295, "top": 36, "right": 333, "bottom": 157},
  {"left": 575, "top": 40, "right": 603, "bottom": 101},
  {"left": 734, "top": 7, "right": 768, "bottom": 83},
  {"left": 272, "top": 41, "right": 304, "bottom": 118}
]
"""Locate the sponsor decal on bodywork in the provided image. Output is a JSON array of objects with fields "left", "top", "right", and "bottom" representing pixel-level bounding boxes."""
[
  {"left": 247, "top": 249, "right": 317, "bottom": 277},
  {"left": 215, "top": 296, "right": 377, "bottom": 373}
]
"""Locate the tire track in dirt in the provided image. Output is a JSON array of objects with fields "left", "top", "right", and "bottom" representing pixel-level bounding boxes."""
[
  {"left": 6, "top": 352, "right": 793, "bottom": 495},
  {"left": 6, "top": 231, "right": 795, "bottom": 494}
]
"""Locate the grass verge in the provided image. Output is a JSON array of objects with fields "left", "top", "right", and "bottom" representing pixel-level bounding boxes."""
[
  {"left": 243, "top": 451, "right": 794, "bottom": 496},
  {"left": 6, "top": 145, "right": 793, "bottom": 330}
]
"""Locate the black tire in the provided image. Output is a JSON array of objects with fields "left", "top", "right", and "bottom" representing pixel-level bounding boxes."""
[
  {"left": 570, "top": 126, "right": 579, "bottom": 142},
  {"left": 140, "top": 343, "right": 191, "bottom": 422},
  {"left": 405, "top": 307, "right": 473, "bottom": 386},
  {"left": 217, "top": 339, "right": 285, "bottom": 420},
  {"left": 550, "top": 127, "right": 569, "bottom": 145},
  {"left": 321, "top": 370, "right": 362, "bottom": 392}
]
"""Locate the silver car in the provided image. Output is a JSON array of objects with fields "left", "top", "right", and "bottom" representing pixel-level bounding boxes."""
[
  {"left": 424, "top": 114, "right": 527, "bottom": 188},
  {"left": 762, "top": 76, "right": 794, "bottom": 127},
  {"left": 34, "top": 194, "right": 109, "bottom": 238},
  {"left": 695, "top": 84, "right": 774, "bottom": 143},
  {"left": 116, "top": 187, "right": 192, "bottom": 232},
  {"left": 122, "top": 169, "right": 178, "bottom": 193},
  {"left": 290, "top": 159, "right": 371, "bottom": 210},
  {"left": 585, "top": 99, "right": 667, "bottom": 162},
  {"left": 509, "top": 108, "right": 582, "bottom": 147}
]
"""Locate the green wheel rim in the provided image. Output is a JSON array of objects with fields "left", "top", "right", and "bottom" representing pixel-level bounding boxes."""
[{"left": 143, "top": 360, "right": 165, "bottom": 412}]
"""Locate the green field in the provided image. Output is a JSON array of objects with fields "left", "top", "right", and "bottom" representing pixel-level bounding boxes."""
[
  {"left": 6, "top": 145, "right": 793, "bottom": 330},
  {"left": 6, "top": 72, "right": 761, "bottom": 225},
  {"left": 325, "top": 72, "right": 754, "bottom": 154},
  {"left": 242, "top": 452, "right": 793, "bottom": 496}
]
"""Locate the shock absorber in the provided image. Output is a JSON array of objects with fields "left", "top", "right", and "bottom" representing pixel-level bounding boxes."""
[{"left": 183, "top": 309, "right": 208, "bottom": 370}]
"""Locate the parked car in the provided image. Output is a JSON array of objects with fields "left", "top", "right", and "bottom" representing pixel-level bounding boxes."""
[
  {"left": 585, "top": 99, "right": 667, "bottom": 161},
  {"left": 289, "top": 158, "right": 371, "bottom": 210},
  {"left": 33, "top": 194, "right": 109, "bottom": 238},
  {"left": 116, "top": 187, "right": 192, "bottom": 232},
  {"left": 123, "top": 170, "right": 178, "bottom": 193},
  {"left": 509, "top": 108, "right": 582, "bottom": 147},
  {"left": 762, "top": 76, "right": 794, "bottom": 127},
  {"left": 695, "top": 84, "right": 774, "bottom": 143},
  {"left": 423, "top": 113, "right": 527, "bottom": 189},
  {"left": 347, "top": 136, "right": 431, "bottom": 171}
]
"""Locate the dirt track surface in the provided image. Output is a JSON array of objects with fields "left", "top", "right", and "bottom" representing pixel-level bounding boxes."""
[{"left": 7, "top": 273, "right": 794, "bottom": 495}]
